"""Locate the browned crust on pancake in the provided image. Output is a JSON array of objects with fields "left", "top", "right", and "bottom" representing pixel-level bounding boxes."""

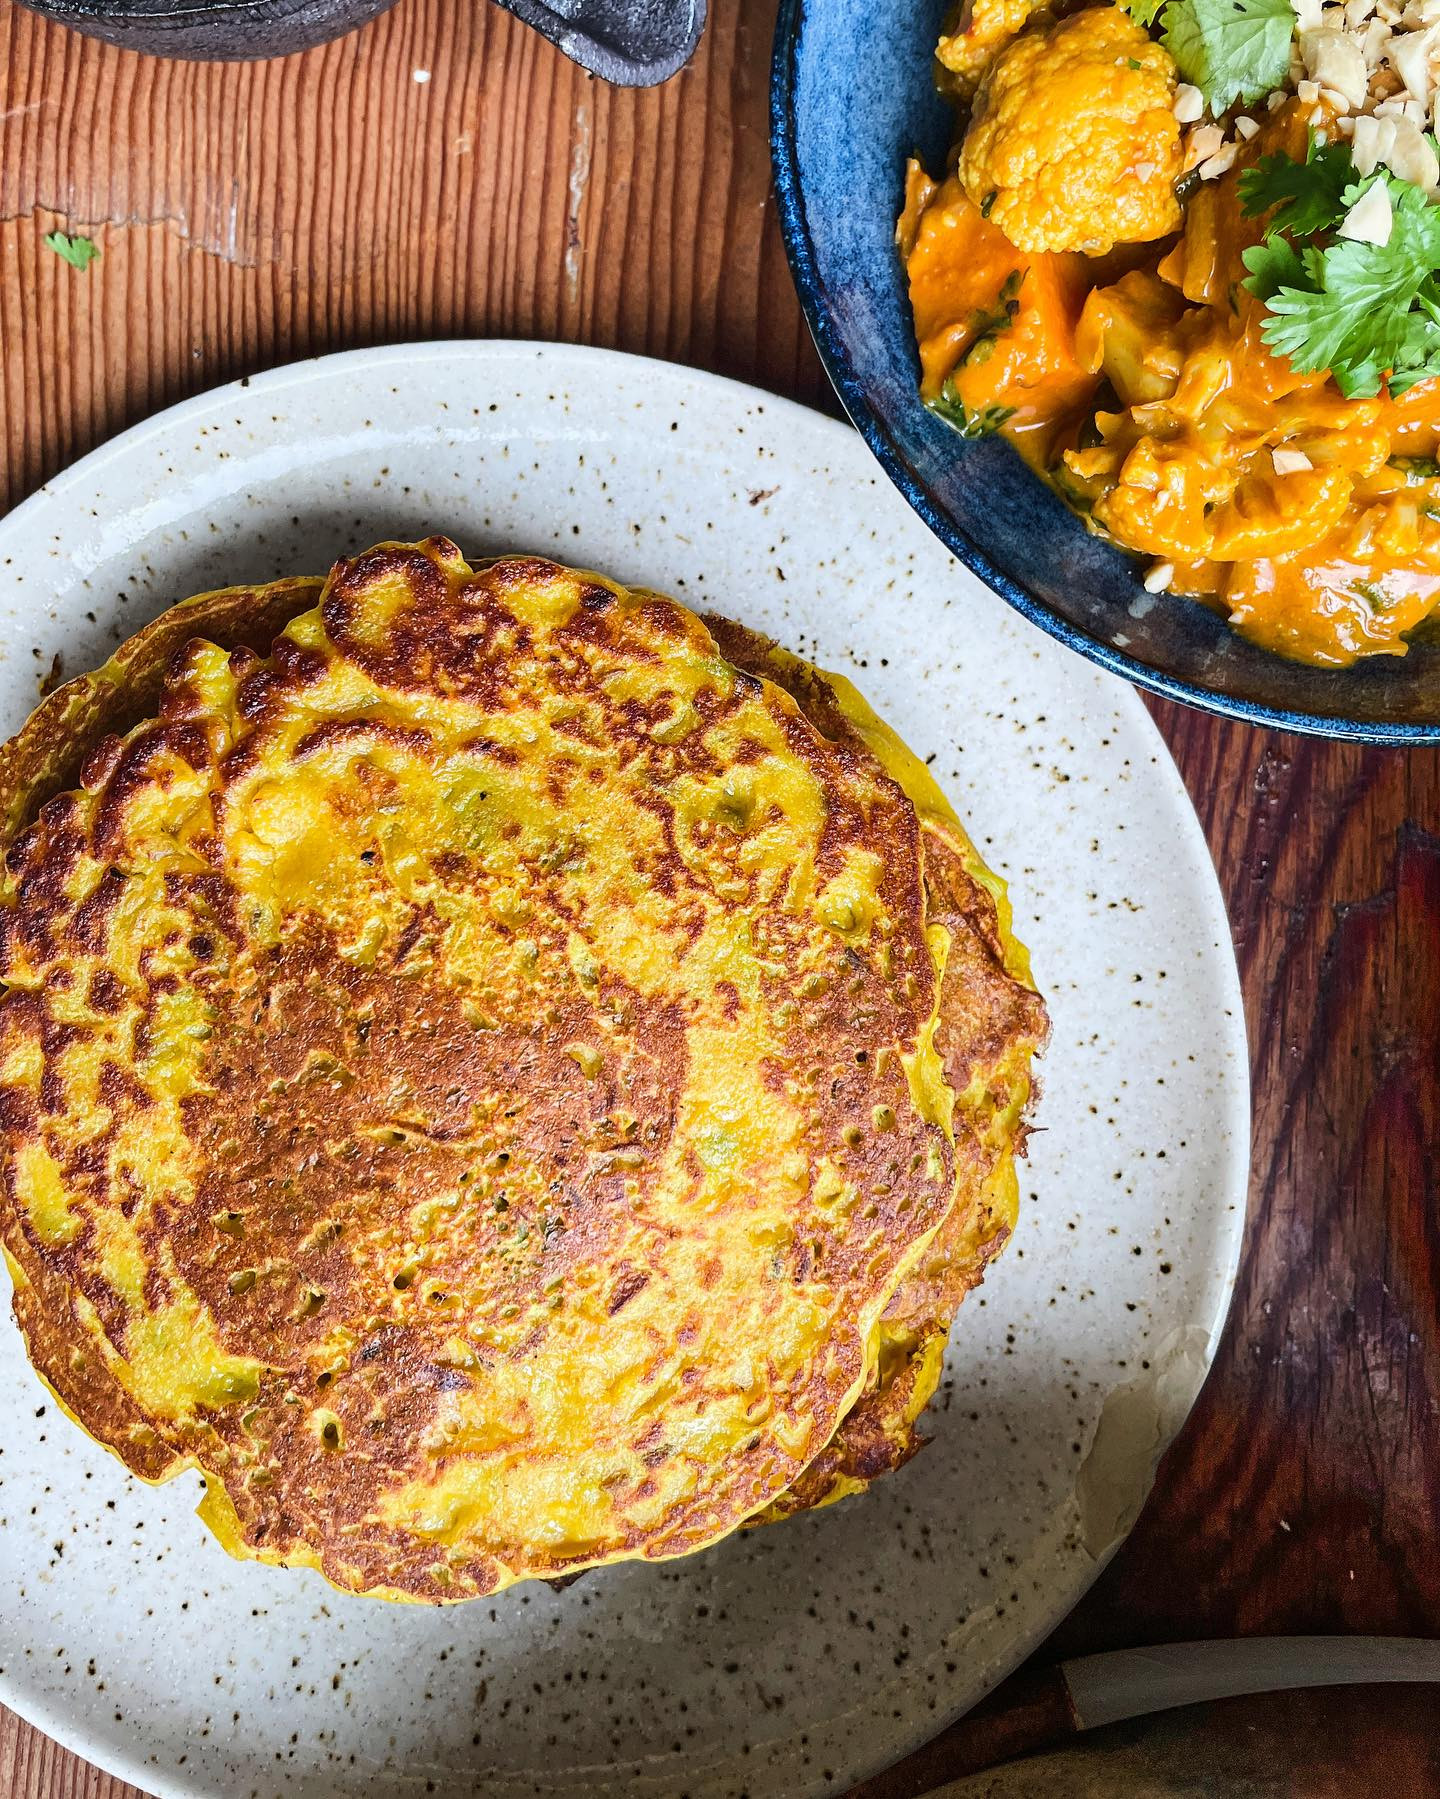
[
  {"left": 0, "top": 542, "right": 1008, "bottom": 1599},
  {"left": 0, "top": 577, "right": 326, "bottom": 1476},
  {"left": 715, "top": 620, "right": 1048, "bottom": 1515},
  {"left": 6, "top": 1241, "right": 180, "bottom": 1482},
  {"left": 0, "top": 577, "right": 323, "bottom": 837}
]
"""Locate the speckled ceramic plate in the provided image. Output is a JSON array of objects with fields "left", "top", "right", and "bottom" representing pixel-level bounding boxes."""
[{"left": 0, "top": 343, "right": 1248, "bottom": 1799}]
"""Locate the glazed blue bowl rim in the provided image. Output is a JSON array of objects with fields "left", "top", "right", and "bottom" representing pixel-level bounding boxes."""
[{"left": 769, "top": 0, "right": 1440, "bottom": 744}]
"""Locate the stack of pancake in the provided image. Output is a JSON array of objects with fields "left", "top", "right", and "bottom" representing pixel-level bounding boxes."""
[{"left": 0, "top": 538, "right": 1045, "bottom": 1602}]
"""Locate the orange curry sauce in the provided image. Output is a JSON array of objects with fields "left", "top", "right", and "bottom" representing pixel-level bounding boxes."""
[{"left": 899, "top": 100, "right": 1440, "bottom": 667}]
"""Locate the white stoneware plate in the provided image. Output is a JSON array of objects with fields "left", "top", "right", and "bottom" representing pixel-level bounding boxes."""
[{"left": 0, "top": 343, "right": 1248, "bottom": 1799}]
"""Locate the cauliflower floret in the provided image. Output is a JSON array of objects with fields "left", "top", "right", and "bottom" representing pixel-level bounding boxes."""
[
  {"left": 1094, "top": 449, "right": 1355, "bottom": 562},
  {"left": 936, "top": 0, "right": 1044, "bottom": 98},
  {"left": 959, "top": 6, "right": 1184, "bottom": 255}
]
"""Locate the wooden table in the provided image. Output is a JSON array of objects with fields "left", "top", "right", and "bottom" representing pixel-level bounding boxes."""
[{"left": 1, "top": 2, "right": 1437, "bottom": 1793}]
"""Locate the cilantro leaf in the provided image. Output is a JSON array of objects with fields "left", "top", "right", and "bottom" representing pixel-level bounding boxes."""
[
  {"left": 1115, "top": 0, "right": 1167, "bottom": 26},
  {"left": 1246, "top": 173, "right": 1440, "bottom": 398},
  {"left": 1162, "top": 0, "right": 1294, "bottom": 113},
  {"left": 1381, "top": 304, "right": 1440, "bottom": 396},
  {"left": 1351, "top": 579, "right": 1396, "bottom": 612},
  {"left": 1240, "top": 232, "right": 1308, "bottom": 303},
  {"left": 44, "top": 231, "right": 100, "bottom": 271},
  {"left": 928, "top": 380, "right": 1016, "bottom": 439},
  {"left": 962, "top": 269, "right": 1024, "bottom": 365},
  {"left": 1240, "top": 133, "right": 1355, "bottom": 238}
]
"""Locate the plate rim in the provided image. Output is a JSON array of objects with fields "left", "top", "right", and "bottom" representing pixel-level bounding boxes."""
[
  {"left": 0, "top": 338, "right": 1252, "bottom": 1799},
  {"left": 767, "top": 0, "right": 1440, "bottom": 745}
]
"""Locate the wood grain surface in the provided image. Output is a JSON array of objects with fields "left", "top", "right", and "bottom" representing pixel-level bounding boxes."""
[{"left": 1, "top": 0, "right": 1438, "bottom": 1794}]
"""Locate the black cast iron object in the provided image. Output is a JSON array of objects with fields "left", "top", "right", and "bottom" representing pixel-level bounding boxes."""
[
  {"left": 14, "top": 0, "right": 398, "bottom": 59},
  {"left": 498, "top": 0, "right": 704, "bottom": 83},
  {"left": 15, "top": 0, "right": 705, "bottom": 82}
]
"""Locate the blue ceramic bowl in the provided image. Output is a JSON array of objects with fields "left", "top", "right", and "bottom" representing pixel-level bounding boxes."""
[{"left": 771, "top": 0, "right": 1440, "bottom": 741}]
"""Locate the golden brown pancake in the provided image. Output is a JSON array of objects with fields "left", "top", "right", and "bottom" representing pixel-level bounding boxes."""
[
  {"left": 0, "top": 539, "right": 1043, "bottom": 1601},
  {"left": 1, "top": 576, "right": 328, "bottom": 1483},
  {"left": 709, "top": 623, "right": 1047, "bottom": 1519}
]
